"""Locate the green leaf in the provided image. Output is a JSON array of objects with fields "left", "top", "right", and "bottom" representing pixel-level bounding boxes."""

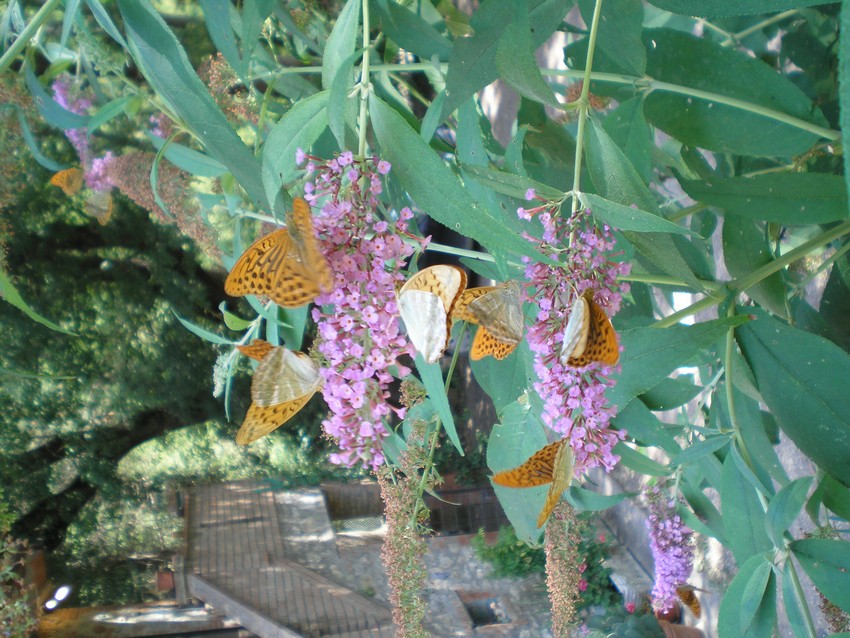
[
  {"left": 372, "top": 0, "right": 452, "bottom": 61},
  {"left": 415, "top": 354, "right": 462, "bottom": 455},
  {"left": 460, "top": 163, "right": 565, "bottom": 201},
  {"left": 86, "top": 96, "right": 131, "bottom": 137},
  {"left": 148, "top": 133, "right": 228, "bottom": 177},
  {"left": 613, "top": 442, "right": 669, "bottom": 476},
  {"left": 737, "top": 307, "right": 850, "bottom": 487},
  {"left": 721, "top": 453, "right": 772, "bottom": 565},
  {"left": 0, "top": 103, "right": 65, "bottom": 171},
  {"left": 24, "top": 64, "right": 89, "bottom": 130},
  {"left": 470, "top": 341, "right": 533, "bottom": 414},
  {"left": 722, "top": 215, "right": 786, "bottom": 316},
  {"left": 639, "top": 377, "right": 701, "bottom": 411},
  {"left": 261, "top": 91, "right": 329, "bottom": 213},
  {"left": 219, "top": 303, "right": 253, "bottom": 331},
  {"left": 822, "top": 474, "right": 850, "bottom": 521},
  {"left": 781, "top": 562, "right": 809, "bottom": 638},
  {"left": 681, "top": 173, "right": 849, "bottom": 225},
  {"left": 85, "top": 0, "right": 128, "bottom": 47},
  {"left": 718, "top": 555, "right": 777, "bottom": 638},
  {"left": 173, "top": 311, "right": 232, "bottom": 346},
  {"left": 842, "top": 2, "right": 850, "bottom": 202},
  {"left": 602, "top": 97, "right": 652, "bottom": 183},
  {"left": 646, "top": 0, "right": 833, "bottom": 18},
  {"left": 0, "top": 269, "right": 76, "bottom": 336},
  {"left": 615, "top": 399, "right": 681, "bottom": 453},
  {"left": 327, "top": 52, "right": 360, "bottom": 151},
  {"left": 495, "top": 0, "right": 560, "bottom": 108},
  {"left": 740, "top": 561, "right": 774, "bottom": 636},
  {"left": 581, "top": 193, "right": 697, "bottom": 236},
  {"left": 672, "top": 435, "right": 732, "bottom": 467},
  {"left": 117, "top": 0, "right": 269, "bottom": 210},
  {"left": 200, "top": 0, "right": 243, "bottom": 76},
  {"left": 578, "top": 0, "right": 645, "bottom": 77},
  {"left": 791, "top": 539, "right": 850, "bottom": 614},
  {"left": 585, "top": 118, "right": 702, "bottom": 290},
  {"left": 642, "top": 29, "right": 828, "bottom": 157},
  {"left": 439, "top": 0, "right": 573, "bottom": 119},
  {"left": 322, "top": 0, "right": 360, "bottom": 90},
  {"left": 486, "top": 400, "right": 547, "bottom": 544},
  {"left": 609, "top": 317, "right": 749, "bottom": 409},
  {"left": 278, "top": 306, "right": 309, "bottom": 352},
  {"left": 370, "top": 94, "right": 549, "bottom": 264},
  {"left": 565, "top": 486, "right": 633, "bottom": 511},
  {"left": 764, "top": 477, "right": 812, "bottom": 547},
  {"left": 241, "top": 0, "right": 277, "bottom": 73}
]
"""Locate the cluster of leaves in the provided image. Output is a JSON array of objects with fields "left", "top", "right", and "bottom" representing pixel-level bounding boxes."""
[
  {"left": 3, "top": 0, "right": 850, "bottom": 634},
  {"left": 0, "top": 491, "right": 37, "bottom": 638},
  {"left": 471, "top": 525, "right": 547, "bottom": 579}
]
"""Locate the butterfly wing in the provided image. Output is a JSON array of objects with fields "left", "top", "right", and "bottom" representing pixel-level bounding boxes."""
[
  {"left": 85, "top": 191, "right": 113, "bottom": 225},
  {"left": 288, "top": 197, "right": 333, "bottom": 294},
  {"left": 251, "top": 347, "right": 322, "bottom": 407},
  {"left": 399, "top": 265, "right": 467, "bottom": 314},
  {"left": 235, "top": 392, "right": 315, "bottom": 445},
  {"left": 567, "top": 291, "right": 619, "bottom": 367},
  {"left": 468, "top": 282, "right": 523, "bottom": 343},
  {"left": 559, "top": 294, "right": 590, "bottom": 364},
  {"left": 536, "top": 441, "right": 574, "bottom": 528},
  {"left": 452, "top": 286, "right": 494, "bottom": 324},
  {"left": 398, "top": 289, "right": 449, "bottom": 364},
  {"left": 492, "top": 439, "right": 564, "bottom": 488},
  {"left": 50, "top": 168, "right": 84, "bottom": 196},
  {"left": 470, "top": 325, "right": 517, "bottom": 361},
  {"left": 676, "top": 586, "right": 701, "bottom": 619},
  {"left": 237, "top": 339, "right": 276, "bottom": 362}
]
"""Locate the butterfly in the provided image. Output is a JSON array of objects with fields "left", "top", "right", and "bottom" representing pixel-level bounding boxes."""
[
  {"left": 397, "top": 265, "right": 467, "bottom": 364},
  {"left": 453, "top": 282, "right": 523, "bottom": 361},
  {"left": 491, "top": 438, "right": 574, "bottom": 528},
  {"left": 50, "top": 168, "right": 84, "bottom": 196},
  {"left": 676, "top": 585, "right": 702, "bottom": 619},
  {"left": 234, "top": 339, "right": 322, "bottom": 445},
  {"left": 559, "top": 290, "right": 619, "bottom": 367},
  {"left": 85, "top": 191, "right": 113, "bottom": 226},
  {"left": 225, "top": 197, "right": 333, "bottom": 307}
]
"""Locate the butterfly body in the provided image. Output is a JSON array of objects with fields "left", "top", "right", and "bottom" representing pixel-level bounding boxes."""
[
  {"left": 225, "top": 198, "right": 332, "bottom": 307},
  {"left": 398, "top": 265, "right": 466, "bottom": 364},
  {"left": 453, "top": 282, "right": 524, "bottom": 361},
  {"left": 492, "top": 438, "right": 575, "bottom": 528},
  {"left": 234, "top": 340, "right": 322, "bottom": 445}
]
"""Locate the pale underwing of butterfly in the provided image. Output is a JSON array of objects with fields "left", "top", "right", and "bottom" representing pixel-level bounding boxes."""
[
  {"left": 491, "top": 438, "right": 574, "bottom": 528},
  {"left": 85, "top": 191, "right": 113, "bottom": 226},
  {"left": 50, "top": 168, "right": 84, "bottom": 197},
  {"left": 225, "top": 197, "right": 333, "bottom": 307},
  {"left": 453, "top": 282, "right": 523, "bottom": 361},
  {"left": 397, "top": 265, "right": 467, "bottom": 364},
  {"left": 234, "top": 340, "right": 322, "bottom": 445},
  {"left": 559, "top": 290, "right": 619, "bottom": 367}
]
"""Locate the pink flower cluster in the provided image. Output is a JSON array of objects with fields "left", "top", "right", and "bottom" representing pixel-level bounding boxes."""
[
  {"left": 52, "top": 77, "right": 113, "bottom": 192},
  {"left": 520, "top": 198, "right": 631, "bottom": 474},
  {"left": 305, "top": 151, "right": 417, "bottom": 470},
  {"left": 646, "top": 487, "right": 694, "bottom": 614}
]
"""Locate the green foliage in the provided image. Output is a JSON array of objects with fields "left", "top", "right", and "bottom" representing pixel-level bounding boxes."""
[
  {"left": 583, "top": 605, "right": 665, "bottom": 638},
  {"left": 471, "top": 526, "right": 546, "bottom": 579}
]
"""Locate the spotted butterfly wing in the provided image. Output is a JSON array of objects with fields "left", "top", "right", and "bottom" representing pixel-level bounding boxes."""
[
  {"left": 225, "top": 197, "right": 331, "bottom": 307},
  {"left": 50, "top": 168, "right": 84, "bottom": 196},
  {"left": 452, "top": 286, "right": 492, "bottom": 323},
  {"left": 237, "top": 339, "right": 276, "bottom": 362},
  {"left": 398, "top": 265, "right": 466, "bottom": 364},
  {"left": 559, "top": 293, "right": 590, "bottom": 363},
  {"left": 565, "top": 291, "right": 619, "bottom": 367},
  {"left": 236, "top": 394, "right": 315, "bottom": 445},
  {"left": 470, "top": 325, "right": 516, "bottom": 361},
  {"left": 492, "top": 439, "right": 574, "bottom": 528},
  {"left": 676, "top": 586, "right": 701, "bottom": 619}
]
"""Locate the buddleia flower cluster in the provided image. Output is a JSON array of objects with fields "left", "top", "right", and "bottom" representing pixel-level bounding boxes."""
[
  {"left": 303, "top": 150, "right": 418, "bottom": 469},
  {"left": 519, "top": 193, "right": 631, "bottom": 474},
  {"left": 646, "top": 486, "right": 694, "bottom": 614}
]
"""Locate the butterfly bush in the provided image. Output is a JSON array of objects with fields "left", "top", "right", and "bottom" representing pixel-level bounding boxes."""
[
  {"left": 519, "top": 194, "right": 631, "bottom": 474},
  {"left": 646, "top": 486, "right": 694, "bottom": 614},
  {"left": 304, "top": 151, "right": 417, "bottom": 470}
]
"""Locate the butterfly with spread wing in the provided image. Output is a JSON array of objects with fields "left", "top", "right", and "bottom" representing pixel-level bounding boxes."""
[
  {"left": 452, "top": 281, "right": 523, "bottom": 361},
  {"left": 225, "top": 197, "right": 333, "bottom": 307}
]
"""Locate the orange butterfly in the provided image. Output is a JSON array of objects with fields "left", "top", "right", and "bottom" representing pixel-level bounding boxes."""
[
  {"left": 676, "top": 585, "right": 701, "bottom": 619},
  {"left": 559, "top": 290, "right": 619, "bottom": 367},
  {"left": 453, "top": 282, "right": 523, "bottom": 361},
  {"left": 234, "top": 339, "right": 322, "bottom": 445},
  {"left": 50, "top": 168, "right": 84, "bottom": 196},
  {"left": 225, "top": 197, "right": 333, "bottom": 307},
  {"left": 491, "top": 438, "right": 574, "bottom": 528},
  {"left": 397, "top": 265, "right": 467, "bottom": 364}
]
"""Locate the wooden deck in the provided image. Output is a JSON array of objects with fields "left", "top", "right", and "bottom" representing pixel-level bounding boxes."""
[{"left": 182, "top": 481, "right": 394, "bottom": 638}]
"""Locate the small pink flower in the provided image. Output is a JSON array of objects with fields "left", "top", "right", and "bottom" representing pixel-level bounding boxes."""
[
  {"left": 578, "top": 579, "right": 588, "bottom": 592},
  {"left": 626, "top": 602, "right": 636, "bottom": 614},
  {"left": 525, "top": 188, "right": 536, "bottom": 200}
]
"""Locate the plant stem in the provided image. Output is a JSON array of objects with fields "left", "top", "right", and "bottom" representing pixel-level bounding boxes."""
[
  {"left": 569, "top": 0, "right": 604, "bottom": 214},
  {"left": 0, "top": 0, "right": 64, "bottom": 74},
  {"left": 721, "top": 10, "right": 798, "bottom": 46},
  {"left": 786, "top": 559, "right": 819, "bottom": 638},
  {"left": 356, "top": 0, "right": 372, "bottom": 159}
]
